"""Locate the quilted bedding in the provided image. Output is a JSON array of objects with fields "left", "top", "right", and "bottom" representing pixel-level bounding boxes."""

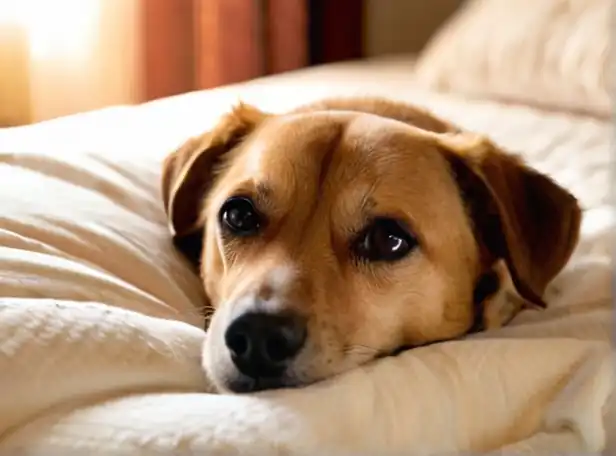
[{"left": 0, "top": 58, "right": 613, "bottom": 455}]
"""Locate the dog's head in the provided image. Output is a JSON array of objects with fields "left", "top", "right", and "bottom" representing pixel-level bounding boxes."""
[{"left": 162, "top": 98, "right": 581, "bottom": 393}]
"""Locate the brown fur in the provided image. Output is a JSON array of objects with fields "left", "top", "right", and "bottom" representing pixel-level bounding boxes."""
[{"left": 161, "top": 97, "right": 581, "bottom": 392}]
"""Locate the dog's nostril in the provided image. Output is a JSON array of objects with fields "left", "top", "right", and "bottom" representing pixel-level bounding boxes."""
[
  {"left": 265, "top": 333, "right": 290, "bottom": 363},
  {"left": 226, "top": 332, "right": 250, "bottom": 357}
]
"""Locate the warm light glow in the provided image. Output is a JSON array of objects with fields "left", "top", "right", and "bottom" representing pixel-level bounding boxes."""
[
  {"left": 0, "top": 0, "right": 100, "bottom": 61},
  {"left": 0, "top": 0, "right": 139, "bottom": 122}
]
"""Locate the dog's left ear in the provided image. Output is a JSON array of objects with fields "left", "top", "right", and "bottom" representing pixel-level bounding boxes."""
[
  {"left": 161, "top": 103, "right": 269, "bottom": 263},
  {"left": 438, "top": 133, "right": 582, "bottom": 307}
]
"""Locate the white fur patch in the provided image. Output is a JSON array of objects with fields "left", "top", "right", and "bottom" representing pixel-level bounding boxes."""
[
  {"left": 266, "top": 265, "right": 296, "bottom": 294},
  {"left": 251, "top": 264, "right": 297, "bottom": 313}
]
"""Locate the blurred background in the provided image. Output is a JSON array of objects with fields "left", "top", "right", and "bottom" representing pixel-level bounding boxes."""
[{"left": 0, "top": 0, "right": 463, "bottom": 126}]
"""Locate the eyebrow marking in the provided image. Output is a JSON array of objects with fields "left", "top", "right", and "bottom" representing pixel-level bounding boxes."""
[
  {"left": 245, "top": 181, "right": 271, "bottom": 209},
  {"left": 361, "top": 195, "right": 377, "bottom": 214},
  {"left": 255, "top": 181, "right": 273, "bottom": 199}
]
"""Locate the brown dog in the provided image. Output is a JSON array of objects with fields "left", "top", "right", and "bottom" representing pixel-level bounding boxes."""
[{"left": 161, "top": 97, "right": 581, "bottom": 393}]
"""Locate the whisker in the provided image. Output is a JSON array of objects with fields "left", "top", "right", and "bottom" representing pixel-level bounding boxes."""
[
  {"left": 166, "top": 303, "right": 215, "bottom": 327},
  {"left": 343, "top": 344, "right": 379, "bottom": 357}
]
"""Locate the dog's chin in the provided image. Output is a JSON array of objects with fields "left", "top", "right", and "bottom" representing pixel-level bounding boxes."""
[
  {"left": 205, "top": 363, "right": 310, "bottom": 394},
  {"left": 221, "top": 372, "right": 306, "bottom": 394}
]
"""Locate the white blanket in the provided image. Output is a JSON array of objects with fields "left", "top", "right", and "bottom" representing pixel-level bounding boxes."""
[
  {"left": 0, "top": 63, "right": 613, "bottom": 454},
  {"left": 0, "top": 297, "right": 612, "bottom": 455}
]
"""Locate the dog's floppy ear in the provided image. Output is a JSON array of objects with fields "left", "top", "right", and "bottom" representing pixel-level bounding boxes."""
[
  {"left": 439, "top": 133, "right": 582, "bottom": 307},
  {"left": 161, "top": 103, "right": 269, "bottom": 262}
]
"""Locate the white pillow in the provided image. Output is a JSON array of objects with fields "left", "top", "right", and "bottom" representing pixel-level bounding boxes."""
[{"left": 414, "top": 0, "right": 613, "bottom": 118}]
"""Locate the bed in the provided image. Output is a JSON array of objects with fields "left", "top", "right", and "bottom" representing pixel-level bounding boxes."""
[{"left": 0, "top": 0, "right": 613, "bottom": 454}]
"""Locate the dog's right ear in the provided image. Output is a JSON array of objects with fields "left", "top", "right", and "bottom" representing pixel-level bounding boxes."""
[
  {"left": 161, "top": 103, "right": 269, "bottom": 263},
  {"left": 437, "top": 133, "right": 581, "bottom": 308}
]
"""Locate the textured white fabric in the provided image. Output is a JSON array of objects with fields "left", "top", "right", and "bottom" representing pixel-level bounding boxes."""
[
  {"left": 0, "top": 300, "right": 611, "bottom": 456},
  {"left": 0, "top": 59, "right": 613, "bottom": 455}
]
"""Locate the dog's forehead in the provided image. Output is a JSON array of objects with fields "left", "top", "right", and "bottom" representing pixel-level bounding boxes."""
[{"left": 243, "top": 111, "right": 447, "bottom": 175}]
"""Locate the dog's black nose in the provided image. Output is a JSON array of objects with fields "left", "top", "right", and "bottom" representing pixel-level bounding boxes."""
[{"left": 225, "top": 312, "right": 307, "bottom": 379}]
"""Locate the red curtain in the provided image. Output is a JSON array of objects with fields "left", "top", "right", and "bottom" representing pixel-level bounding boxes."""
[{"left": 140, "top": 0, "right": 363, "bottom": 101}]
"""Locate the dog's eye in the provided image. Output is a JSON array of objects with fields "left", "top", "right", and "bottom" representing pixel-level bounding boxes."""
[
  {"left": 219, "top": 197, "right": 262, "bottom": 236},
  {"left": 354, "top": 217, "right": 417, "bottom": 262}
]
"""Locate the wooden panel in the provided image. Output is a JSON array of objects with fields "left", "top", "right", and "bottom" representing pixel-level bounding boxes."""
[
  {"left": 266, "top": 0, "right": 308, "bottom": 74},
  {"left": 309, "top": 0, "right": 363, "bottom": 65},
  {"left": 142, "top": 0, "right": 195, "bottom": 101},
  {"left": 194, "top": 0, "right": 262, "bottom": 89}
]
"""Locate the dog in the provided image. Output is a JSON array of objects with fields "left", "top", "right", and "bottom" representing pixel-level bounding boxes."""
[{"left": 161, "top": 97, "right": 581, "bottom": 394}]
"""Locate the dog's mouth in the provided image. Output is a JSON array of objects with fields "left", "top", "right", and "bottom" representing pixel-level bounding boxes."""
[
  {"left": 385, "top": 324, "right": 481, "bottom": 358},
  {"left": 387, "top": 345, "right": 414, "bottom": 357}
]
